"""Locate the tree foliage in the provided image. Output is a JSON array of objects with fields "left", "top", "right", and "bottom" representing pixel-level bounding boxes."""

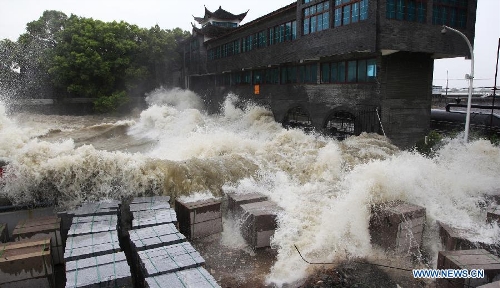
[{"left": 0, "top": 10, "right": 190, "bottom": 112}]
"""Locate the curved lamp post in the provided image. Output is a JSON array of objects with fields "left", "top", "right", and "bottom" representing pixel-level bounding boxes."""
[{"left": 441, "top": 25, "right": 474, "bottom": 142}]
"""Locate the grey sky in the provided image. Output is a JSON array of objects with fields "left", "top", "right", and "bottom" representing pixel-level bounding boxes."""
[{"left": 1, "top": 0, "right": 498, "bottom": 89}]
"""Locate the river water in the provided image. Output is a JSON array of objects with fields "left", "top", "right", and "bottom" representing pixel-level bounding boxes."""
[{"left": 1, "top": 88, "right": 500, "bottom": 285}]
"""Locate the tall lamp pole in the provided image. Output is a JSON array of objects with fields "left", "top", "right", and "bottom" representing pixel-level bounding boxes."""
[{"left": 441, "top": 25, "right": 474, "bottom": 142}]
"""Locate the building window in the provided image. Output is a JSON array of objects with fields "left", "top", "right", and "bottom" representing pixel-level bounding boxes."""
[
  {"left": 269, "top": 20, "right": 296, "bottom": 45},
  {"left": 432, "top": 0, "right": 467, "bottom": 28},
  {"left": 303, "top": 0, "right": 313, "bottom": 3},
  {"left": 281, "top": 66, "right": 298, "bottom": 84},
  {"left": 253, "top": 70, "right": 263, "bottom": 84},
  {"left": 242, "top": 35, "right": 254, "bottom": 52},
  {"left": 257, "top": 30, "right": 267, "bottom": 48},
  {"left": 265, "top": 68, "right": 279, "bottom": 84},
  {"left": 304, "top": 1, "right": 330, "bottom": 35},
  {"left": 299, "top": 64, "right": 318, "bottom": 83},
  {"left": 334, "top": 0, "right": 368, "bottom": 27},
  {"left": 386, "top": 0, "right": 426, "bottom": 23},
  {"left": 321, "top": 58, "right": 377, "bottom": 83}
]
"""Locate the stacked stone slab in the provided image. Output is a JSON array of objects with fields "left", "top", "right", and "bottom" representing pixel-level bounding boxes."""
[
  {"left": 63, "top": 201, "right": 132, "bottom": 288},
  {"left": 12, "top": 215, "right": 64, "bottom": 265},
  {"left": 437, "top": 249, "right": 500, "bottom": 287},
  {"left": 175, "top": 198, "right": 223, "bottom": 239},
  {"left": 65, "top": 252, "right": 132, "bottom": 288},
  {"left": 145, "top": 267, "right": 220, "bottom": 288},
  {"left": 59, "top": 200, "right": 120, "bottom": 243},
  {"left": 369, "top": 201, "right": 426, "bottom": 254},
  {"left": 126, "top": 196, "right": 219, "bottom": 287},
  {"left": 0, "top": 237, "right": 54, "bottom": 287},
  {"left": 120, "top": 196, "right": 171, "bottom": 237}
]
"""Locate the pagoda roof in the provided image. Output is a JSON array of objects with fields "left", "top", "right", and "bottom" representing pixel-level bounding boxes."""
[
  {"left": 194, "top": 6, "right": 248, "bottom": 24},
  {"left": 191, "top": 23, "right": 234, "bottom": 38}
]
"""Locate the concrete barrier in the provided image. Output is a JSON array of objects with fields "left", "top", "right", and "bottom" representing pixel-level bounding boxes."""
[
  {"left": 239, "top": 200, "right": 282, "bottom": 249},
  {"left": 175, "top": 199, "right": 222, "bottom": 239},
  {"left": 370, "top": 201, "right": 426, "bottom": 254},
  {"left": 437, "top": 221, "right": 500, "bottom": 257},
  {"left": 437, "top": 249, "right": 500, "bottom": 287}
]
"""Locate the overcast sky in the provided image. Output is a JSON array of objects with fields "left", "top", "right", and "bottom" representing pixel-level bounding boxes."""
[{"left": 0, "top": 0, "right": 498, "bottom": 89}]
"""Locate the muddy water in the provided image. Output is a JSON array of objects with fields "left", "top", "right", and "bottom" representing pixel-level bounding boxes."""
[{"left": 1, "top": 87, "right": 500, "bottom": 286}]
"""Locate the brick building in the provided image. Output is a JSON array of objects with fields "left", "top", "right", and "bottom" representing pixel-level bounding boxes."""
[{"left": 181, "top": 0, "right": 477, "bottom": 148}]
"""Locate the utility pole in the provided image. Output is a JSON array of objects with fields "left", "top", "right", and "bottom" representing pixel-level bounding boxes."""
[{"left": 491, "top": 38, "right": 499, "bottom": 129}]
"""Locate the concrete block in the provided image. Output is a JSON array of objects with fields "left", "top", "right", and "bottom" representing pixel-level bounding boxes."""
[
  {"left": 132, "top": 209, "right": 177, "bottom": 229},
  {"left": 227, "top": 192, "right": 268, "bottom": 217},
  {"left": 130, "top": 223, "right": 185, "bottom": 252},
  {"left": 437, "top": 221, "right": 500, "bottom": 256},
  {"left": 437, "top": 249, "right": 500, "bottom": 287},
  {"left": 138, "top": 242, "right": 205, "bottom": 277},
  {"left": 145, "top": 267, "right": 220, "bottom": 288},
  {"left": 0, "top": 237, "right": 53, "bottom": 286},
  {"left": 370, "top": 201, "right": 426, "bottom": 254},
  {"left": 64, "top": 230, "right": 120, "bottom": 262},
  {"left": 67, "top": 215, "right": 118, "bottom": 237},
  {"left": 0, "top": 222, "right": 9, "bottom": 243},
  {"left": 65, "top": 252, "right": 132, "bottom": 288},
  {"left": 12, "top": 216, "right": 63, "bottom": 265},
  {"left": 239, "top": 201, "right": 282, "bottom": 249},
  {"left": 175, "top": 198, "right": 222, "bottom": 239}
]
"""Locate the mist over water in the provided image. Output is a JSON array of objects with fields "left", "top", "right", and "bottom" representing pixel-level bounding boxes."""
[{"left": 1, "top": 89, "right": 500, "bottom": 285}]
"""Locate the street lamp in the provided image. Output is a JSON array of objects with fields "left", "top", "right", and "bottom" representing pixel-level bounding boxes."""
[{"left": 441, "top": 25, "right": 474, "bottom": 142}]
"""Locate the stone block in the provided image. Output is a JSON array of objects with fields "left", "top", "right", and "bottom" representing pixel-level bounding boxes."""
[
  {"left": 65, "top": 252, "right": 132, "bottom": 288},
  {"left": 145, "top": 267, "right": 220, "bottom": 288},
  {"left": 132, "top": 208, "right": 177, "bottom": 229},
  {"left": 175, "top": 198, "right": 222, "bottom": 239},
  {"left": 370, "top": 201, "right": 425, "bottom": 254},
  {"left": 64, "top": 230, "right": 120, "bottom": 262},
  {"left": 121, "top": 197, "right": 172, "bottom": 238},
  {"left": 0, "top": 222, "right": 8, "bottom": 243},
  {"left": 240, "top": 200, "right": 282, "bottom": 249},
  {"left": 227, "top": 192, "right": 268, "bottom": 217},
  {"left": 130, "top": 223, "right": 185, "bottom": 252},
  {"left": 59, "top": 201, "right": 120, "bottom": 243},
  {"left": 437, "top": 249, "right": 500, "bottom": 287},
  {"left": 437, "top": 221, "right": 500, "bottom": 256},
  {"left": 138, "top": 242, "right": 204, "bottom": 277},
  {"left": 0, "top": 237, "right": 53, "bottom": 287},
  {"left": 67, "top": 215, "right": 118, "bottom": 237},
  {"left": 12, "top": 216, "right": 64, "bottom": 265}
]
